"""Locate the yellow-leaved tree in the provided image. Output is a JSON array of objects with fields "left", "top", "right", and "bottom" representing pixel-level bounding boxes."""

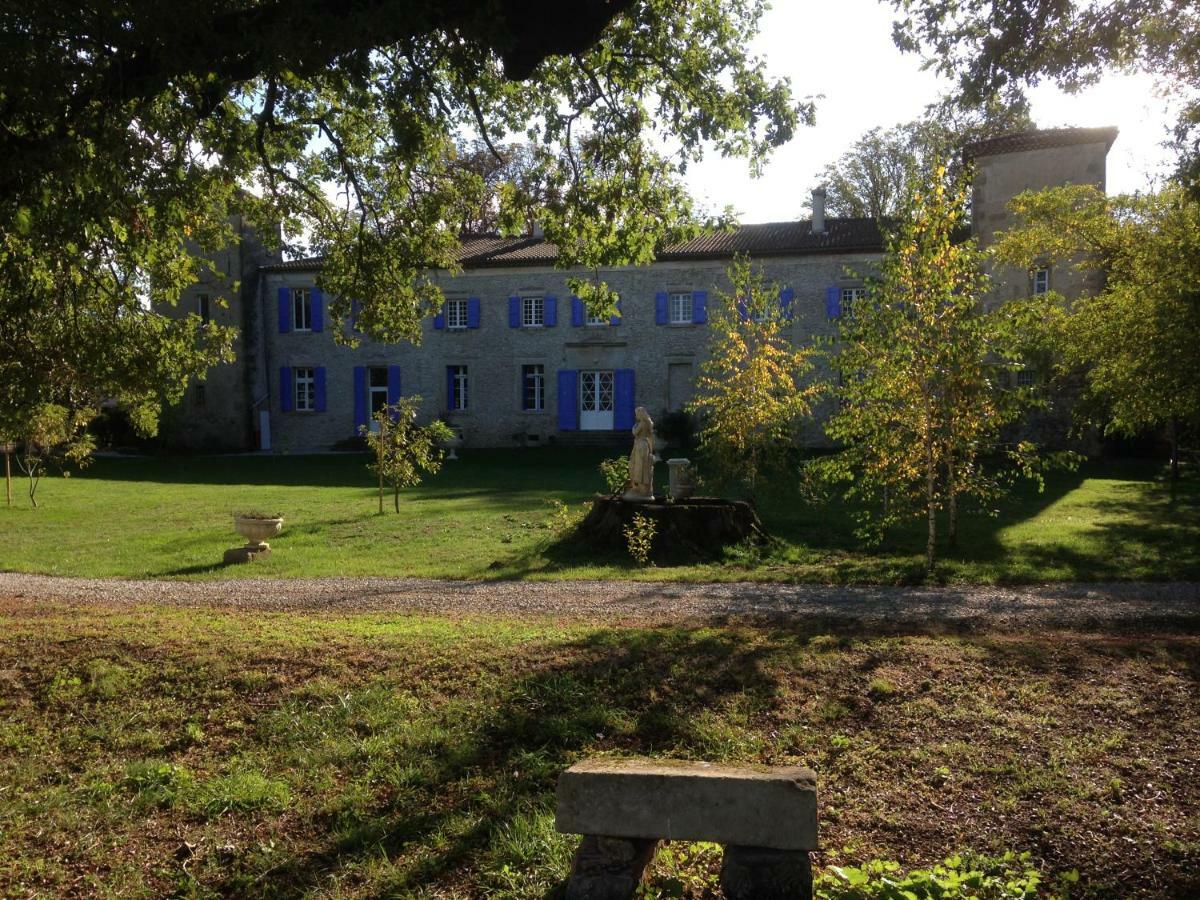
[{"left": 689, "top": 257, "right": 823, "bottom": 496}]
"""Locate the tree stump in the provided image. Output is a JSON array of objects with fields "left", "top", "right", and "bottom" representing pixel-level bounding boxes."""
[{"left": 573, "top": 496, "right": 768, "bottom": 563}]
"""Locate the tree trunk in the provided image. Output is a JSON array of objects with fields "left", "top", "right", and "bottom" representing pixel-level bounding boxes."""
[
  {"left": 4, "top": 450, "right": 10, "bottom": 508},
  {"left": 1170, "top": 417, "right": 1180, "bottom": 482},
  {"left": 946, "top": 459, "right": 958, "bottom": 550},
  {"left": 925, "top": 437, "right": 937, "bottom": 572},
  {"left": 377, "top": 419, "right": 386, "bottom": 515},
  {"left": 393, "top": 484, "right": 400, "bottom": 514}
]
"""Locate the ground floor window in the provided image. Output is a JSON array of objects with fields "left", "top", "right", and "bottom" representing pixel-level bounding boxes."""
[
  {"left": 368, "top": 367, "right": 389, "bottom": 429},
  {"left": 449, "top": 365, "right": 469, "bottom": 411},
  {"left": 841, "top": 286, "right": 867, "bottom": 306},
  {"left": 193, "top": 383, "right": 206, "bottom": 406},
  {"left": 522, "top": 364, "right": 545, "bottom": 411},
  {"left": 294, "top": 366, "right": 315, "bottom": 412}
]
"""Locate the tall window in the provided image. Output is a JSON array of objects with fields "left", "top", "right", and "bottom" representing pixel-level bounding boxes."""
[
  {"left": 669, "top": 291, "right": 693, "bottom": 324},
  {"left": 196, "top": 292, "right": 211, "bottom": 324},
  {"left": 292, "top": 288, "right": 312, "bottom": 331},
  {"left": 1033, "top": 267, "right": 1050, "bottom": 295},
  {"left": 445, "top": 298, "right": 468, "bottom": 330},
  {"left": 450, "top": 365, "right": 469, "bottom": 411},
  {"left": 522, "top": 295, "right": 544, "bottom": 327},
  {"left": 368, "top": 367, "right": 389, "bottom": 425},
  {"left": 294, "top": 366, "right": 315, "bottom": 411},
  {"left": 841, "top": 286, "right": 867, "bottom": 306},
  {"left": 522, "top": 364, "right": 545, "bottom": 411}
]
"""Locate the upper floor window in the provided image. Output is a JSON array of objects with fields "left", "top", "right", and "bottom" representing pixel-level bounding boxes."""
[
  {"left": 446, "top": 298, "right": 468, "bottom": 330},
  {"left": 196, "top": 293, "right": 211, "bottom": 324},
  {"left": 522, "top": 295, "right": 544, "bottom": 327},
  {"left": 522, "top": 364, "right": 545, "bottom": 411},
  {"left": 841, "top": 286, "right": 867, "bottom": 306},
  {"left": 669, "top": 291, "right": 693, "bottom": 324},
  {"left": 292, "top": 288, "right": 313, "bottom": 331},
  {"left": 294, "top": 366, "right": 315, "bottom": 412},
  {"left": 1033, "top": 267, "right": 1050, "bottom": 296}
]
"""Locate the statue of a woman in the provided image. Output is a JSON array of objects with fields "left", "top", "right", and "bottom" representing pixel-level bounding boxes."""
[{"left": 622, "top": 406, "right": 656, "bottom": 501}]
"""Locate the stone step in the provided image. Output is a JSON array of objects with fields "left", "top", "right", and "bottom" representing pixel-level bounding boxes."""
[{"left": 555, "top": 758, "right": 817, "bottom": 851}]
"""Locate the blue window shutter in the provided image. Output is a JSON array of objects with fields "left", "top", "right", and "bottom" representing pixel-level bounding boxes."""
[
  {"left": 610, "top": 297, "right": 621, "bottom": 326},
  {"left": 692, "top": 291, "right": 708, "bottom": 325},
  {"left": 311, "top": 290, "right": 324, "bottom": 332},
  {"left": 614, "top": 369, "right": 636, "bottom": 430},
  {"left": 655, "top": 291, "right": 669, "bottom": 325},
  {"left": 278, "top": 288, "right": 291, "bottom": 333},
  {"left": 446, "top": 366, "right": 456, "bottom": 410},
  {"left": 571, "top": 296, "right": 585, "bottom": 327},
  {"left": 280, "top": 367, "right": 294, "bottom": 412},
  {"left": 314, "top": 367, "right": 327, "bottom": 412},
  {"left": 826, "top": 285, "right": 841, "bottom": 318},
  {"left": 433, "top": 309, "right": 445, "bottom": 330},
  {"left": 780, "top": 287, "right": 795, "bottom": 319},
  {"left": 353, "top": 366, "right": 367, "bottom": 430},
  {"left": 508, "top": 295, "right": 521, "bottom": 328},
  {"left": 544, "top": 295, "right": 558, "bottom": 327},
  {"left": 557, "top": 370, "right": 579, "bottom": 431},
  {"left": 467, "top": 297, "right": 481, "bottom": 329}
]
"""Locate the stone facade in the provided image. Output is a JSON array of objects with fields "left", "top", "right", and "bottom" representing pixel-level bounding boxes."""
[{"left": 167, "top": 127, "right": 1117, "bottom": 453}]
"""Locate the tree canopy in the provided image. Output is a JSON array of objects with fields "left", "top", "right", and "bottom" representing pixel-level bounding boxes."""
[
  {"left": 889, "top": 0, "right": 1200, "bottom": 190},
  {"left": 1, "top": 0, "right": 805, "bottom": 444}
]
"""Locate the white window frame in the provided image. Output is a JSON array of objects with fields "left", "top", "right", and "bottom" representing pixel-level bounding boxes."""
[
  {"left": 294, "top": 366, "right": 315, "bottom": 412},
  {"left": 522, "top": 295, "right": 544, "bottom": 328},
  {"left": 841, "top": 286, "right": 867, "bottom": 306},
  {"left": 522, "top": 364, "right": 545, "bottom": 411},
  {"left": 446, "top": 298, "right": 468, "bottom": 330},
  {"left": 367, "top": 367, "right": 389, "bottom": 430},
  {"left": 1033, "top": 267, "right": 1050, "bottom": 295},
  {"left": 451, "top": 365, "right": 469, "bottom": 411},
  {"left": 196, "top": 292, "right": 211, "bottom": 324},
  {"left": 292, "top": 288, "right": 313, "bottom": 331},
  {"left": 669, "top": 291, "right": 693, "bottom": 325}
]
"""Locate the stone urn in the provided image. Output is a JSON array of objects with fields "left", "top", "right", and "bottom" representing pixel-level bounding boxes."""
[
  {"left": 441, "top": 427, "right": 464, "bottom": 460},
  {"left": 225, "top": 513, "right": 283, "bottom": 564}
]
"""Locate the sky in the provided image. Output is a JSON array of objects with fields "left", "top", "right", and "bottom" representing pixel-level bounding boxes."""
[{"left": 682, "top": 0, "right": 1180, "bottom": 223}]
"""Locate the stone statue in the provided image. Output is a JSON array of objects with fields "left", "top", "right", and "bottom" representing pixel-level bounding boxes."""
[{"left": 622, "top": 407, "right": 656, "bottom": 502}]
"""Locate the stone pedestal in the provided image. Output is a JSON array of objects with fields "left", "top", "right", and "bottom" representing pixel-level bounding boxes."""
[
  {"left": 223, "top": 545, "right": 271, "bottom": 564},
  {"left": 667, "top": 458, "right": 694, "bottom": 500},
  {"left": 719, "top": 845, "right": 813, "bottom": 900},
  {"left": 564, "top": 834, "right": 658, "bottom": 900}
]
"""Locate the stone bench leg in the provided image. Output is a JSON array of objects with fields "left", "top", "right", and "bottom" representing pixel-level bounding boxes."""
[
  {"left": 720, "top": 845, "right": 813, "bottom": 900},
  {"left": 565, "top": 834, "right": 658, "bottom": 900}
]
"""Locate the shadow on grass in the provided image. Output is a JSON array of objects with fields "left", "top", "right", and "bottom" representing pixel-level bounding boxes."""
[{"left": 206, "top": 620, "right": 1200, "bottom": 898}]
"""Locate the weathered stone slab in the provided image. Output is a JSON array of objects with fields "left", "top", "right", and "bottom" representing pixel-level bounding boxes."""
[{"left": 555, "top": 758, "right": 817, "bottom": 851}]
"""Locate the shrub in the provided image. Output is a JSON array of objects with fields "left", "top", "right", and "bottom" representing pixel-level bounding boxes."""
[
  {"left": 599, "top": 456, "right": 628, "bottom": 495},
  {"left": 815, "top": 851, "right": 1075, "bottom": 899},
  {"left": 657, "top": 409, "right": 697, "bottom": 449},
  {"left": 624, "top": 512, "right": 657, "bottom": 565}
]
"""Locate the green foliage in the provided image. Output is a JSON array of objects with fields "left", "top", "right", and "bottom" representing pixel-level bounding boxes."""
[
  {"left": 2, "top": 1, "right": 803, "bottom": 449},
  {"left": 690, "top": 257, "right": 822, "bottom": 493},
  {"left": 816, "top": 851, "right": 1075, "bottom": 899},
  {"left": 362, "top": 398, "right": 453, "bottom": 513},
  {"left": 811, "top": 163, "right": 1061, "bottom": 569},
  {"left": 599, "top": 456, "right": 629, "bottom": 495},
  {"left": 992, "top": 183, "right": 1200, "bottom": 458},
  {"left": 812, "top": 95, "right": 1032, "bottom": 220},
  {"left": 623, "top": 512, "right": 657, "bottom": 566}
]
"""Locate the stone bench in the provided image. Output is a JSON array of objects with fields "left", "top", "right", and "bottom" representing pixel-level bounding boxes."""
[{"left": 555, "top": 758, "right": 818, "bottom": 900}]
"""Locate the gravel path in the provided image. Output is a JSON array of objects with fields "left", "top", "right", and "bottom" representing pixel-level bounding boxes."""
[{"left": 3, "top": 572, "right": 1200, "bottom": 630}]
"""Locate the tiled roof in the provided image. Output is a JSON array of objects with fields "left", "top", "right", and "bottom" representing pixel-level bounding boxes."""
[
  {"left": 964, "top": 126, "right": 1119, "bottom": 160},
  {"left": 259, "top": 217, "right": 884, "bottom": 274}
]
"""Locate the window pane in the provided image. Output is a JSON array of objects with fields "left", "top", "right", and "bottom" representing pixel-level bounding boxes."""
[
  {"left": 293, "top": 289, "right": 311, "bottom": 330},
  {"left": 670, "top": 292, "right": 692, "bottom": 324},
  {"left": 522, "top": 296, "right": 543, "bottom": 327},
  {"left": 447, "top": 299, "right": 468, "bottom": 329}
]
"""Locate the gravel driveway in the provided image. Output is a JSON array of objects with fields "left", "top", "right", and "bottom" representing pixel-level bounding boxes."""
[{"left": 3, "top": 572, "right": 1200, "bottom": 630}]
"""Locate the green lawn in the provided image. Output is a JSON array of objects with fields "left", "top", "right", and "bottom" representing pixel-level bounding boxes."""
[
  {"left": 1, "top": 601, "right": 1195, "bottom": 897},
  {"left": 0, "top": 449, "right": 1197, "bottom": 583}
]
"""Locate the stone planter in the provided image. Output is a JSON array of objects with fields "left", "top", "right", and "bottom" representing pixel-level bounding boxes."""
[
  {"left": 441, "top": 427, "right": 464, "bottom": 460},
  {"left": 224, "top": 515, "right": 283, "bottom": 564}
]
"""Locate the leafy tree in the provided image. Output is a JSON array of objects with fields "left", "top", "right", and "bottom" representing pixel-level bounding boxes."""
[
  {"left": 2, "top": 1, "right": 805, "bottom": 448},
  {"left": 888, "top": 0, "right": 1200, "bottom": 191},
  {"left": 450, "top": 142, "right": 558, "bottom": 236},
  {"left": 689, "top": 257, "right": 822, "bottom": 495},
  {"left": 992, "top": 183, "right": 1200, "bottom": 478},
  {"left": 4, "top": 404, "right": 95, "bottom": 508},
  {"left": 810, "top": 164, "right": 1057, "bottom": 570},
  {"left": 362, "top": 398, "right": 453, "bottom": 513},
  {"left": 810, "top": 96, "right": 1032, "bottom": 220}
]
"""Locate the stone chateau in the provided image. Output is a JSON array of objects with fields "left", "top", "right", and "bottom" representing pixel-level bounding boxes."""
[{"left": 167, "top": 127, "right": 1117, "bottom": 452}]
